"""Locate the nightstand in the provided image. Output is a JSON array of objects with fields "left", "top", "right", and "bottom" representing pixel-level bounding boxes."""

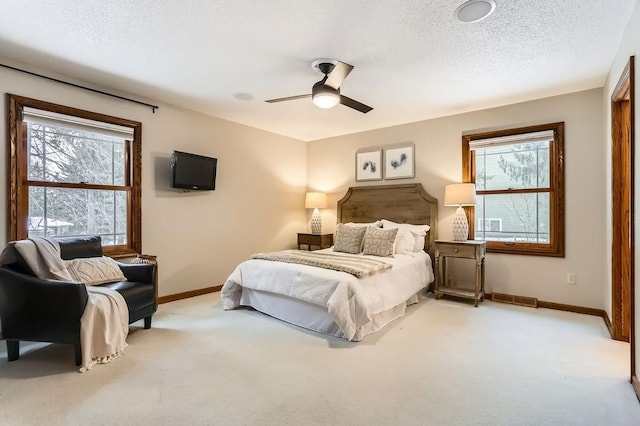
[
  {"left": 434, "top": 240, "right": 486, "bottom": 307},
  {"left": 297, "top": 233, "right": 333, "bottom": 251}
]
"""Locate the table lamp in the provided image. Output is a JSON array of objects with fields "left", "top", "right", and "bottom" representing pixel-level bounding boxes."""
[
  {"left": 305, "top": 192, "right": 327, "bottom": 234},
  {"left": 444, "top": 183, "right": 477, "bottom": 241}
]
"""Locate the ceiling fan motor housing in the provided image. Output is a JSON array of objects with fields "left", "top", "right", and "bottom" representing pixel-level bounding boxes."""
[
  {"left": 313, "top": 80, "right": 339, "bottom": 97},
  {"left": 312, "top": 80, "right": 340, "bottom": 108}
]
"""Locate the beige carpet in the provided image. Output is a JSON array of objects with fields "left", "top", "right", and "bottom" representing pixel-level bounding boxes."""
[{"left": 1, "top": 292, "right": 639, "bottom": 425}]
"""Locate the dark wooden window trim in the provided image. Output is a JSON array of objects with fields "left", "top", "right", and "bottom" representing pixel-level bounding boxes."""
[
  {"left": 462, "top": 122, "right": 565, "bottom": 257},
  {"left": 7, "top": 94, "right": 142, "bottom": 256}
]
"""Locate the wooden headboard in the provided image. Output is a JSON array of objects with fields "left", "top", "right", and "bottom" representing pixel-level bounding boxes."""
[{"left": 337, "top": 183, "right": 438, "bottom": 259}]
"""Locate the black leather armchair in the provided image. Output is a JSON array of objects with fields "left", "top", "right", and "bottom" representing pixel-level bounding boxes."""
[{"left": 0, "top": 236, "right": 157, "bottom": 366}]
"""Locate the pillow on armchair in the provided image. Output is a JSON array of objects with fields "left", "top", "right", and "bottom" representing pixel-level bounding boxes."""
[{"left": 64, "top": 256, "right": 126, "bottom": 285}]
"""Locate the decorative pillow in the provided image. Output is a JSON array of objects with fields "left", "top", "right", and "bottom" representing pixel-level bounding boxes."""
[
  {"left": 362, "top": 226, "right": 398, "bottom": 257},
  {"left": 64, "top": 256, "right": 126, "bottom": 285},
  {"left": 381, "top": 219, "right": 430, "bottom": 252},
  {"left": 333, "top": 224, "right": 368, "bottom": 254}
]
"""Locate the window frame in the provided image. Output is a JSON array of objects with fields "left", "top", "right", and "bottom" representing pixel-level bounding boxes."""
[
  {"left": 7, "top": 94, "right": 142, "bottom": 257},
  {"left": 462, "top": 122, "right": 565, "bottom": 257}
]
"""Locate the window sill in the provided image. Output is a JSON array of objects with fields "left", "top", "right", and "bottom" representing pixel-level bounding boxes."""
[{"left": 485, "top": 242, "right": 564, "bottom": 257}]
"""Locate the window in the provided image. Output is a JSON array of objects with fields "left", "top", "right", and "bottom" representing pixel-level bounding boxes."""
[
  {"left": 477, "top": 218, "right": 502, "bottom": 233},
  {"left": 462, "top": 122, "right": 564, "bottom": 257},
  {"left": 8, "top": 94, "right": 142, "bottom": 257}
]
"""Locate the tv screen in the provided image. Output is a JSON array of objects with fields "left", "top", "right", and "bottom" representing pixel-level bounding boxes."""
[{"left": 171, "top": 151, "right": 217, "bottom": 190}]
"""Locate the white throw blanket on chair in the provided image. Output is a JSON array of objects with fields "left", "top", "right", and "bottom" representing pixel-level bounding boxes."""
[{"left": 6, "top": 238, "right": 129, "bottom": 372}]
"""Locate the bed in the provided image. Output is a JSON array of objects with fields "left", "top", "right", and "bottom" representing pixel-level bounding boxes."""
[{"left": 221, "top": 183, "right": 438, "bottom": 341}]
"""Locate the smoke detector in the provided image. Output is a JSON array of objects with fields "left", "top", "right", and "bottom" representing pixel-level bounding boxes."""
[{"left": 455, "top": 0, "right": 496, "bottom": 23}]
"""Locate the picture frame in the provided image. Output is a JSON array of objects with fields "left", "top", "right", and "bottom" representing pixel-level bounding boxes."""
[
  {"left": 355, "top": 148, "right": 382, "bottom": 181},
  {"left": 383, "top": 142, "right": 415, "bottom": 180}
]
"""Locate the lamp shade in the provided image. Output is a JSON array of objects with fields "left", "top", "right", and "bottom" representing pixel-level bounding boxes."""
[
  {"left": 305, "top": 192, "right": 327, "bottom": 209},
  {"left": 444, "top": 183, "right": 476, "bottom": 206}
]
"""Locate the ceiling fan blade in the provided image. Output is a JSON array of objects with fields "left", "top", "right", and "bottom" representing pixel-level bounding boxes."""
[
  {"left": 325, "top": 61, "right": 354, "bottom": 89},
  {"left": 265, "top": 94, "right": 311, "bottom": 103},
  {"left": 340, "top": 95, "right": 373, "bottom": 113}
]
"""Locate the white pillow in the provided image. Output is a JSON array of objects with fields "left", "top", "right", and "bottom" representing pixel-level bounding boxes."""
[
  {"left": 381, "top": 219, "right": 430, "bottom": 252},
  {"left": 413, "top": 235, "right": 426, "bottom": 252},
  {"left": 344, "top": 221, "right": 382, "bottom": 228},
  {"left": 381, "top": 219, "right": 430, "bottom": 234},
  {"left": 64, "top": 256, "right": 127, "bottom": 285},
  {"left": 394, "top": 228, "right": 416, "bottom": 254}
]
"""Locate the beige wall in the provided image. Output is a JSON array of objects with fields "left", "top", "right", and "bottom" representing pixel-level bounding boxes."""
[
  {"left": 604, "top": 0, "right": 640, "bottom": 386},
  {"left": 0, "top": 56, "right": 615, "bottom": 312},
  {"left": 0, "top": 59, "right": 308, "bottom": 297},
  {"left": 308, "top": 88, "right": 605, "bottom": 309}
]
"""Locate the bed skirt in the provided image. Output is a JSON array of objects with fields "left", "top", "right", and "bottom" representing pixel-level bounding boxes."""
[{"left": 239, "top": 288, "right": 421, "bottom": 341}]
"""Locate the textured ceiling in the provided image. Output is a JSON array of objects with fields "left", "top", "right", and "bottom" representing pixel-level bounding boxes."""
[{"left": 0, "top": 0, "right": 636, "bottom": 141}]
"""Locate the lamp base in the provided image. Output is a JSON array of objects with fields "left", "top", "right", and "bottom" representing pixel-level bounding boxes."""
[
  {"left": 452, "top": 206, "right": 469, "bottom": 241},
  {"left": 311, "top": 208, "right": 322, "bottom": 234}
]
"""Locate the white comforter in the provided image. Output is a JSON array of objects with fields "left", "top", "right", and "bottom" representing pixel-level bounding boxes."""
[{"left": 221, "top": 249, "right": 433, "bottom": 340}]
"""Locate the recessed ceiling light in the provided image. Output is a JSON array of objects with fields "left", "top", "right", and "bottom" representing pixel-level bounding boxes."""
[
  {"left": 234, "top": 92, "right": 253, "bottom": 101},
  {"left": 455, "top": 0, "right": 496, "bottom": 23}
]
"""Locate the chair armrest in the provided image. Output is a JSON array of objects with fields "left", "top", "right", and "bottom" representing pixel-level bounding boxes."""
[
  {"left": 117, "top": 262, "right": 157, "bottom": 286},
  {"left": 0, "top": 267, "right": 88, "bottom": 340}
]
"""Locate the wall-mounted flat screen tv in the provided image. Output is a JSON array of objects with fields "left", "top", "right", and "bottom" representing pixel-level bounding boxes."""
[{"left": 170, "top": 150, "right": 217, "bottom": 190}]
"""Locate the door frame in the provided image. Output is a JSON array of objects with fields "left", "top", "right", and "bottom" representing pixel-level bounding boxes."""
[{"left": 611, "top": 56, "right": 636, "bottom": 391}]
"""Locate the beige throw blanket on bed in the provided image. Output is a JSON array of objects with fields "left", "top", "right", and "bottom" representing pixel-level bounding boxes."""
[
  {"left": 4, "top": 238, "right": 128, "bottom": 372},
  {"left": 251, "top": 250, "right": 391, "bottom": 278}
]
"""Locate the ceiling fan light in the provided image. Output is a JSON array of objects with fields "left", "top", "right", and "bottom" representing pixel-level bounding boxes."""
[
  {"left": 313, "top": 93, "right": 340, "bottom": 109},
  {"left": 312, "top": 83, "right": 340, "bottom": 109}
]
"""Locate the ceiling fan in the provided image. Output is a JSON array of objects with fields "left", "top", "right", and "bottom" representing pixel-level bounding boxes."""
[{"left": 265, "top": 59, "right": 373, "bottom": 113}]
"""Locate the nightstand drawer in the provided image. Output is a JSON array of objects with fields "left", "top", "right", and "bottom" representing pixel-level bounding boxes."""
[
  {"left": 437, "top": 243, "right": 476, "bottom": 258},
  {"left": 297, "top": 233, "right": 334, "bottom": 250},
  {"left": 298, "top": 234, "right": 318, "bottom": 245}
]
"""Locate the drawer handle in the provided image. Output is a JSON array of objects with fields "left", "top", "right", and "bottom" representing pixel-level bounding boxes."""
[{"left": 454, "top": 248, "right": 459, "bottom": 253}]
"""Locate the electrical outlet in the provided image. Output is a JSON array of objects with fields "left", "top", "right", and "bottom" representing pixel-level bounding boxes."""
[{"left": 567, "top": 273, "right": 576, "bottom": 285}]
